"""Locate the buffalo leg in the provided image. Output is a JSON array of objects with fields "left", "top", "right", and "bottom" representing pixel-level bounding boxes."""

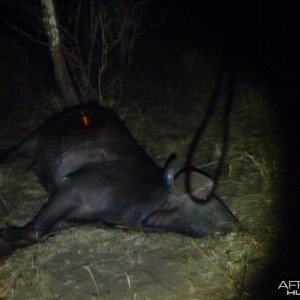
[{"left": 0, "top": 187, "right": 78, "bottom": 255}]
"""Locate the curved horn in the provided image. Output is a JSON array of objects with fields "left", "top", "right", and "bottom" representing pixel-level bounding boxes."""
[{"left": 163, "top": 153, "right": 177, "bottom": 187}]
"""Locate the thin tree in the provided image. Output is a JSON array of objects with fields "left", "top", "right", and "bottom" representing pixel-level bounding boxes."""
[{"left": 41, "top": 0, "right": 79, "bottom": 106}]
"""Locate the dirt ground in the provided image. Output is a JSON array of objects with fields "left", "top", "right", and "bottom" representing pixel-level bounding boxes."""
[{"left": 0, "top": 39, "right": 283, "bottom": 299}]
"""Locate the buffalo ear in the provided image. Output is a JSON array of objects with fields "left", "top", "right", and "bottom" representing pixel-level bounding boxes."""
[{"left": 173, "top": 170, "right": 214, "bottom": 200}]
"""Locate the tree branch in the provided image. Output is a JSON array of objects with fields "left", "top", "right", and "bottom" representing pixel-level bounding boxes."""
[{"left": 1, "top": 18, "right": 49, "bottom": 47}]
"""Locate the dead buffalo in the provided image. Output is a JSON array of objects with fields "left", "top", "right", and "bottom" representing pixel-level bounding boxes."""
[{"left": 0, "top": 102, "right": 240, "bottom": 255}]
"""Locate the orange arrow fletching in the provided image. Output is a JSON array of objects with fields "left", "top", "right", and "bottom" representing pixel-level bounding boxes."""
[{"left": 81, "top": 114, "right": 91, "bottom": 127}]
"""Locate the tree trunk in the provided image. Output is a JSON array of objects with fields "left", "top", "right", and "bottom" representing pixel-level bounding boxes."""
[{"left": 41, "top": 0, "right": 79, "bottom": 106}]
